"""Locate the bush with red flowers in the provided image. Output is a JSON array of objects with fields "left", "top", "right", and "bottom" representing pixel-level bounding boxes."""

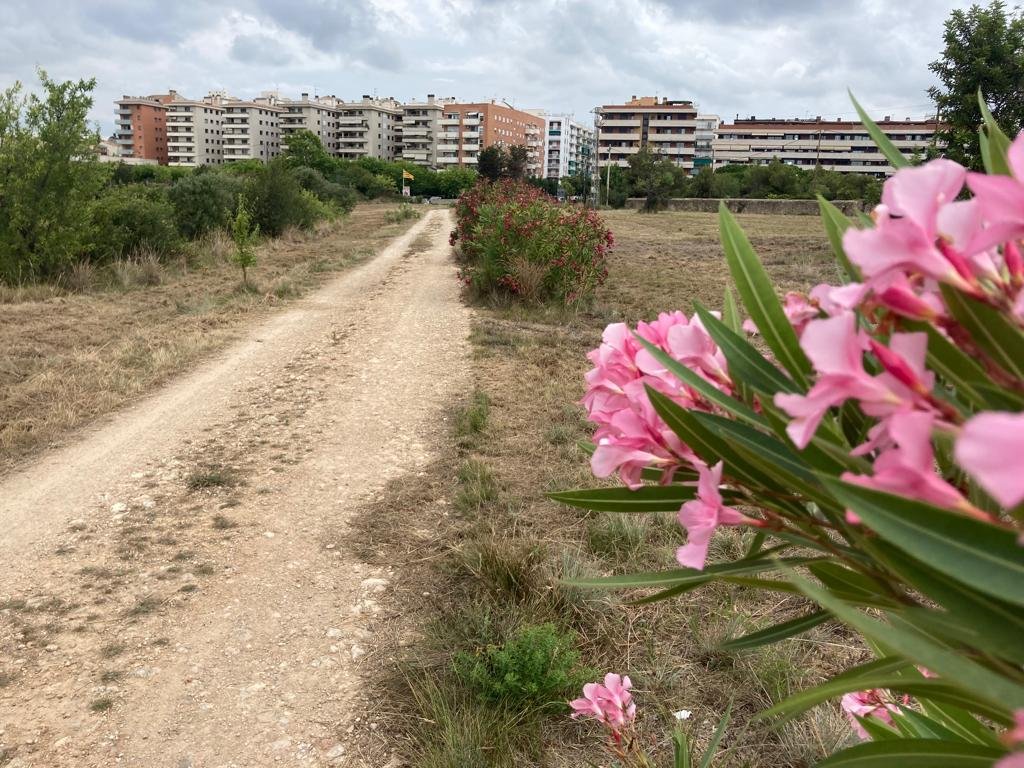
[{"left": 450, "top": 179, "right": 613, "bottom": 306}]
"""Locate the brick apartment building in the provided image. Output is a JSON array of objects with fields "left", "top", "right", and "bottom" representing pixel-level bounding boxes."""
[
  {"left": 713, "top": 116, "right": 944, "bottom": 176},
  {"left": 436, "top": 101, "right": 545, "bottom": 175},
  {"left": 596, "top": 96, "right": 698, "bottom": 172},
  {"left": 115, "top": 94, "right": 174, "bottom": 164}
]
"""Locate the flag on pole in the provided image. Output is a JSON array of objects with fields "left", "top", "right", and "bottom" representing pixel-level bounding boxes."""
[{"left": 402, "top": 170, "right": 415, "bottom": 180}]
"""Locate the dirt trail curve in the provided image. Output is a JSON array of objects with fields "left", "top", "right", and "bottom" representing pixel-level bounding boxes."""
[{"left": 0, "top": 209, "right": 469, "bottom": 767}]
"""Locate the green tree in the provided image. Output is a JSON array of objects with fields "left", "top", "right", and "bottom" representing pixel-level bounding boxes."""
[
  {"left": 168, "top": 172, "right": 240, "bottom": 238},
  {"left": 928, "top": 1, "right": 1024, "bottom": 169},
  {"left": 477, "top": 145, "right": 505, "bottom": 181},
  {"left": 0, "top": 70, "right": 107, "bottom": 282},
  {"left": 230, "top": 201, "right": 259, "bottom": 287},
  {"left": 281, "top": 128, "right": 334, "bottom": 176},
  {"left": 435, "top": 167, "right": 478, "bottom": 198},
  {"left": 504, "top": 145, "right": 529, "bottom": 180},
  {"left": 626, "top": 146, "right": 685, "bottom": 212}
]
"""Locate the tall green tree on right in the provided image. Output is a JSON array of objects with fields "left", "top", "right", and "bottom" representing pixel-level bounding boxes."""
[{"left": 928, "top": 0, "right": 1024, "bottom": 169}]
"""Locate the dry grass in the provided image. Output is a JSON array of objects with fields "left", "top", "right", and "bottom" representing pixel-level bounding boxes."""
[
  {"left": 352, "top": 209, "right": 861, "bottom": 767},
  {"left": 0, "top": 204, "right": 417, "bottom": 474}
]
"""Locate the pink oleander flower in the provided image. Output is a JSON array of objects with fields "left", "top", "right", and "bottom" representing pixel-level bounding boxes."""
[
  {"left": 840, "top": 689, "right": 901, "bottom": 740},
  {"left": 842, "top": 159, "right": 978, "bottom": 294},
  {"left": 1004, "top": 710, "right": 1024, "bottom": 748},
  {"left": 569, "top": 673, "right": 636, "bottom": 732},
  {"left": 676, "top": 461, "right": 754, "bottom": 570},
  {"left": 584, "top": 315, "right": 727, "bottom": 488},
  {"left": 842, "top": 411, "right": 967, "bottom": 518},
  {"left": 774, "top": 313, "right": 910, "bottom": 448},
  {"left": 955, "top": 412, "right": 1024, "bottom": 508},
  {"left": 965, "top": 131, "right": 1024, "bottom": 252},
  {"left": 996, "top": 755, "right": 1024, "bottom": 768}
]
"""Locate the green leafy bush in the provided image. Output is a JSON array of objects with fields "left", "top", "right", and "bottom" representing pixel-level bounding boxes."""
[
  {"left": 87, "top": 185, "right": 180, "bottom": 261},
  {"left": 290, "top": 167, "right": 357, "bottom": 214},
  {"left": 451, "top": 180, "right": 612, "bottom": 306},
  {"left": 454, "top": 624, "right": 589, "bottom": 712},
  {"left": 168, "top": 172, "right": 241, "bottom": 238},
  {"left": 245, "top": 158, "right": 321, "bottom": 236}
]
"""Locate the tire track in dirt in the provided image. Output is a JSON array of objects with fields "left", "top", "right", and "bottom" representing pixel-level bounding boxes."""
[{"left": 0, "top": 209, "right": 469, "bottom": 767}]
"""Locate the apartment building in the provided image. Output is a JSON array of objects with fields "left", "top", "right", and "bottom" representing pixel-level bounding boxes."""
[
  {"left": 400, "top": 95, "right": 448, "bottom": 168},
  {"left": 114, "top": 95, "right": 172, "bottom": 163},
  {"left": 694, "top": 114, "right": 720, "bottom": 170},
  {"left": 713, "top": 116, "right": 944, "bottom": 176},
  {"left": 335, "top": 95, "right": 403, "bottom": 161},
  {"left": 222, "top": 99, "right": 284, "bottom": 163},
  {"left": 596, "top": 96, "right": 698, "bottom": 172},
  {"left": 533, "top": 112, "right": 596, "bottom": 181},
  {"left": 436, "top": 101, "right": 545, "bottom": 174},
  {"left": 279, "top": 92, "right": 341, "bottom": 153},
  {"left": 166, "top": 92, "right": 226, "bottom": 167}
]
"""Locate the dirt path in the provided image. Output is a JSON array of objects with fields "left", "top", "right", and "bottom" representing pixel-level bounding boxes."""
[{"left": 0, "top": 209, "right": 469, "bottom": 767}]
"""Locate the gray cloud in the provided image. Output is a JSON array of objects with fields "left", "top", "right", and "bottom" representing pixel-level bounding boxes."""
[{"left": 0, "top": 0, "right": 975, "bottom": 135}]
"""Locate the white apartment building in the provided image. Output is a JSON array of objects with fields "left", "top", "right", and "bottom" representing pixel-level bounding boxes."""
[
  {"left": 166, "top": 94, "right": 226, "bottom": 167},
  {"left": 713, "top": 116, "right": 944, "bottom": 176},
  {"left": 694, "top": 114, "right": 719, "bottom": 171},
  {"left": 534, "top": 112, "right": 596, "bottom": 181},
  {"left": 222, "top": 100, "right": 284, "bottom": 163},
  {"left": 400, "top": 95, "right": 447, "bottom": 168},
  {"left": 336, "top": 95, "right": 403, "bottom": 161},
  {"left": 279, "top": 93, "right": 341, "bottom": 153}
]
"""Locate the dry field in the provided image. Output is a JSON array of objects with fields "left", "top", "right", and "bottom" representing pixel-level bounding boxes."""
[
  {"left": 0, "top": 204, "right": 418, "bottom": 475},
  {"left": 352, "top": 209, "right": 863, "bottom": 767}
]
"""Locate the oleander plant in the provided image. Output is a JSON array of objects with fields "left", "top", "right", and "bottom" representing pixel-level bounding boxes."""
[{"left": 555, "top": 94, "right": 1024, "bottom": 767}]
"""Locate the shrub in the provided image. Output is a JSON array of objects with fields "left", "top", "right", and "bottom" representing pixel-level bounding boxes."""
[
  {"left": 245, "top": 158, "right": 324, "bottom": 236},
  {"left": 230, "top": 203, "right": 259, "bottom": 286},
  {"left": 451, "top": 180, "right": 612, "bottom": 306},
  {"left": 290, "top": 166, "right": 357, "bottom": 214},
  {"left": 168, "top": 172, "right": 240, "bottom": 238},
  {"left": 454, "top": 624, "right": 589, "bottom": 712},
  {"left": 87, "top": 185, "right": 179, "bottom": 261},
  {"left": 557, "top": 99, "right": 1024, "bottom": 765},
  {"left": 383, "top": 203, "right": 421, "bottom": 224}
]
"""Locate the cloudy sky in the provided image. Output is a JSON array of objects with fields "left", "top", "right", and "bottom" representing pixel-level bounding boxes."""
[{"left": 1, "top": 0, "right": 974, "bottom": 135}]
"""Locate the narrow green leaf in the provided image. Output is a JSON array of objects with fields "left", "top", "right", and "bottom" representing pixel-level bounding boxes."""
[
  {"left": 565, "top": 555, "right": 801, "bottom": 591},
  {"left": 645, "top": 387, "right": 779, "bottom": 490},
  {"left": 634, "top": 334, "right": 764, "bottom": 427},
  {"left": 817, "top": 196, "right": 861, "bottom": 281},
  {"left": 694, "top": 303, "right": 801, "bottom": 395},
  {"left": 849, "top": 91, "right": 910, "bottom": 169},
  {"left": 978, "top": 91, "right": 1013, "bottom": 176},
  {"left": 823, "top": 479, "right": 1024, "bottom": 609},
  {"left": 859, "top": 715, "right": 903, "bottom": 741},
  {"left": 941, "top": 284, "right": 1024, "bottom": 381},
  {"left": 779, "top": 564, "right": 1024, "bottom": 714},
  {"left": 868, "top": 540, "right": 1024, "bottom": 665},
  {"left": 673, "top": 728, "right": 691, "bottom": 768},
  {"left": 549, "top": 485, "right": 697, "bottom": 513},
  {"left": 829, "top": 656, "right": 912, "bottom": 683},
  {"left": 720, "top": 610, "right": 830, "bottom": 651},
  {"left": 895, "top": 708, "right": 972, "bottom": 743},
  {"left": 698, "top": 701, "right": 732, "bottom": 768},
  {"left": 809, "top": 562, "right": 900, "bottom": 609},
  {"left": 919, "top": 699, "right": 1005, "bottom": 748},
  {"left": 816, "top": 739, "right": 1004, "bottom": 767},
  {"left": 719, "top": 203, "right": 812, "bottom": 386},
  {"left": 722, "top": 286, "right": 742, "bottom": 334}
]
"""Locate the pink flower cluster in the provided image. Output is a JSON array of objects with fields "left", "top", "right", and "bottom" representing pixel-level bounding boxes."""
[
  {"left": 569, "top": 673, "right": 636, "bottom": 733},
  {"left": 583, "top": 312, "right": 753, "bottom": 569},
  {"left": 771, "top": 133, "right": 1024, "bottom": 512}
]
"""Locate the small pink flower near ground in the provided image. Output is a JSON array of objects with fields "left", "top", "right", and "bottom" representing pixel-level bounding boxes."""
[
  {"left": 955, "top": 412, "right": 1024, "bottom": 509},
  {"left": 569, "top": 673, "right": 636, "bottom": 732},
  {"left": 840, "top": 689, "right": 901, "bottom": 740}
]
